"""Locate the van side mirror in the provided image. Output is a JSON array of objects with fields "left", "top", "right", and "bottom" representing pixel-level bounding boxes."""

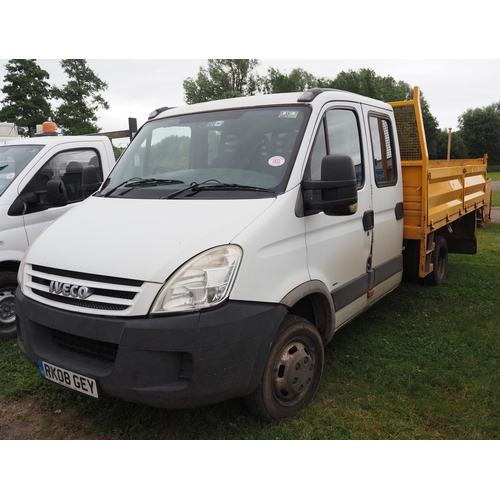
[
  {"left": 47, "top": 179, "right": 68, "bottom": 207},
  {"left": 82, "top": 165, "right": 102, "bottom": 197},
  {"left": 302, "top": 154, "right": 358, "bottom": 216}
]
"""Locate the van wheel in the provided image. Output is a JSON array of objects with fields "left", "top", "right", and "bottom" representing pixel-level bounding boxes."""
[
  {"left": 424, "top": 236, "right": 448, "bottom": 286},
  {"left": 244, "top": 314, "right": 324, "bottom": 422},
  {"left": 0, "top": 272, "right": 18, "bottom": 341}
]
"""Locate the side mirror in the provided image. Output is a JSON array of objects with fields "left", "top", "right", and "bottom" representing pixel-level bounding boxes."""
[
  {"left": 82, "top": 165, "right": 102, "bottom": 197},
  {"left": 302, "top": 154, "right": 358, "bottom": 216},
  {"left": 47, "top": 179, "right": 68, "bottom": 207}
]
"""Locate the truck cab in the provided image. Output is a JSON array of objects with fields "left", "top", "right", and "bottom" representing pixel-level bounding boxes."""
[
  {"left": 0, "top": 129, "right": 115, "bottom": 339},
  {"left": 15, "top": 89, "right": 487, "bottom": 421}
]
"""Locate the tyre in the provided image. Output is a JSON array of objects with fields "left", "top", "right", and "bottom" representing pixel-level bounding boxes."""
[
  {"left": 244, "top": 314, "right": 324, "bottom": 422},
  {"left": 0, "top": 271, "right": 18, "bottom": 341},
  {"left": 423, "top": 235, "right": 448, "bottom": 286}
]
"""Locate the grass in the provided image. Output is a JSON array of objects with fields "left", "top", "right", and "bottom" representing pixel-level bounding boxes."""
[
  {"left": 1, "top": 224, "right": 500, "bottom": 440},
  {"left": 489, "top": 171, "right": 500, "bottom": 206},
  {"left": 493, "top": 191, "right": 500, "bottom": 207}
]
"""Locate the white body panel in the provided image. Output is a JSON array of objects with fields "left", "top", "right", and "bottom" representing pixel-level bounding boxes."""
[
  {"left": 0, "top": 135, "right": 115, "bottom": 267},
  {"left": 26, "top": 196, "right": 276, "bottom": 284},
  {"left": 20, "top": 90, "right": 404, "bottom": 334}
]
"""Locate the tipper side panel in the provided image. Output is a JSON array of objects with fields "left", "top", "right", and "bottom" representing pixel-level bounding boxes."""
[{"left": 427, "top": 157, "right": 488, "bottom": 229}]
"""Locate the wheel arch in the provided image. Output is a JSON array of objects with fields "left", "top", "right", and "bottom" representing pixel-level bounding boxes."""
[
  {"left": 0, "top": 260, "right": 21, "bottom": 274},
  {"left": 280, "top": 280, "right": 335, "bottom": 344}
]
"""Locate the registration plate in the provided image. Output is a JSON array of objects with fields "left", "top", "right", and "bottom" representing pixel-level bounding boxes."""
[{"left": 38, "top": 360, "right": 99, "bottom": 398}]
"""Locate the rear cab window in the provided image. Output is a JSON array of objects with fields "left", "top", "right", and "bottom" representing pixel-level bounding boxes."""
[{"left": 368, "top": 114, "right": 397, "bottom": 187}]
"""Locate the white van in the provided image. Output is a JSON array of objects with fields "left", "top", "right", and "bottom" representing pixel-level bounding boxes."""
[
  {"left": 0, "top": 132, "right": 115, "bottom": 340},
  {"left": 15, "top": 89, "right": 487, "bottom": 421}
]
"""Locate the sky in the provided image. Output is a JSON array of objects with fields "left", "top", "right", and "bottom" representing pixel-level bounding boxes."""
[
  {"left": 1, "top": 58, "right": 499, "bottom": 136},
  {"left": 1, "top": 1, "right": 498, "bottom": 139}
]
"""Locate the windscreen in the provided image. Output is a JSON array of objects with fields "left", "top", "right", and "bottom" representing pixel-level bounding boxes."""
[
  {"left": 0, "top": 144, "right": 44, "bottom": 197},
  {"left": 100, "top": 105, "right": 310, "bottom": 199}
]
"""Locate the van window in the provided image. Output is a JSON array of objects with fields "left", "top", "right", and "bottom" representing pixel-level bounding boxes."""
[
  {"left": 101, "top": 105, "right": 311, "bottom": 199},
  {"left": 0, "top": 145, "right": 43, "bottom": 197},
  {"left": 308, "top": 109, "right": 364, "bottom": 187},
  {"left": 369, "top": 115, "right": 397, "bottom": 186},
  {"left": 20, "top": 148, "right": 103, "bottom": 205},
  {"left": 150, "top": 126, "right": 191, "bottom": 175}
]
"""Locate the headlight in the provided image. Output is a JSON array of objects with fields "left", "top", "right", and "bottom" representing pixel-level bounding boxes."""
[
  {"left": 151, "top": 245, "right": 242, "bottom": 314},
  {"left": 17, "top": 250, "right": 29, "bottom": 288}
]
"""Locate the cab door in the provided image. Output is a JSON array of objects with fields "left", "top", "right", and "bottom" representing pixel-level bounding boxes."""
[
  {"left": 303, "top": 103, "right": 373, "bottom": 329},
  {"left": 362, "top": 106, "right": 404, "bottom": 304},
  {"left": 17, "top": 146, "right": 104, "bottom": 244}
]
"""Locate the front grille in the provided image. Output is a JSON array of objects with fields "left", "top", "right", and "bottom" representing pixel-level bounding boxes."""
[
  {"left": 26, "top": 265, "right": 145, "bottom": 314},
  {"left": 51, "top": 329, "right": 118, "bottom": 363},
  {"left": 33, "top": 290, "right": 129, "bottom": 311},
  {"left": 32, "top": 265, "right": 143, "bottom": 287}
]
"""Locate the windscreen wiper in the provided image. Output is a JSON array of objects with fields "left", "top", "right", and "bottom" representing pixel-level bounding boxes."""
[
  {"left": 102, "top": 177, "right": 184, "bottom": 197},
  {"left": 167, "top": 179, "right": 274, "bottom": 199}
]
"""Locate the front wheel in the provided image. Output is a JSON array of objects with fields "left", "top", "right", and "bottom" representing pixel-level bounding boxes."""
[
  {"left": 244, "top": 314, "right": 324, "bottom": 422},
  {"left": 0, "top": 271, "right": 18, "bottom": 341}
]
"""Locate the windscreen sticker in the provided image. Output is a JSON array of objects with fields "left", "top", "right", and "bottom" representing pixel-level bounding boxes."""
[
  {"left": 6, "top": 173, "right": 15, "bottom": 179},
  {"left": 278, "top": 111, "right": 299, "bottom": 118},
  {"left": 268, "top": 156, "right": 285, "bottom": 167},
  {"left": 207, "top": 121, "right": 225, "bottom": 127}
]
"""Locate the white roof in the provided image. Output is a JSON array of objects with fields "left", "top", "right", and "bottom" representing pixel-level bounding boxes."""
[
  {"left": 154, "top": 89, "right": 392, "bottom": 120},
  {"left": 0, "top": 135, "right": 110, "bottom": 147}
]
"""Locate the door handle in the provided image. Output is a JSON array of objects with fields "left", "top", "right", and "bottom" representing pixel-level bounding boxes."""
[
  {"left": 395, "top": 202, "right": 404, "bottom": 220},
  {"left": 363, "top": 210, "right": 374, "bottom": 231}
]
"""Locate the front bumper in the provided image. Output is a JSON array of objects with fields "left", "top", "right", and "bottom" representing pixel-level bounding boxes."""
[{"left": 15, "top": 289, "right": 287, "bottom": 408}]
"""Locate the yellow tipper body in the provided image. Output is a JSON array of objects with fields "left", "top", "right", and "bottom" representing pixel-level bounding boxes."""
[{"left": 389, "top": 87, "right": 488, "bottom": 278}]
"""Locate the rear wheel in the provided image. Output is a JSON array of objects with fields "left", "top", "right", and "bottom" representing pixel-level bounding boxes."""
[
  {"left": 0, "top": 271, "right": 18, "bottom": 341},
  {"left": 244, "top": 314, "right": 324, "bottom": 422},
  {"left": 424, "top": 235, "right": 448, "bottom": 286}
]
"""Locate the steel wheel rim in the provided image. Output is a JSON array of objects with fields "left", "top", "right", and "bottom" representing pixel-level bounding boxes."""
[
  {"left": 0, "top": 291, "right": 16, "bottom": 329},
  {"left": 272, "top": 338, "right": 316, "bottom": 406}
]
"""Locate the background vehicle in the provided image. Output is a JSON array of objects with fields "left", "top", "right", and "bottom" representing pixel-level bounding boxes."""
[
  {"left": 0, "top": 122, "right": 18, "bottom": 141},
  {"left": 15, "top": 89, "right": 488, "bottom": 421},
  {"left": 0, "top": 124, "right": 115, "bottom": 340}
]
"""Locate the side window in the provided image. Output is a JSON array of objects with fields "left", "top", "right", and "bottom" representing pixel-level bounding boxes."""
[
  {"left": 149, "top": 126, "right": 191, "bottom": 174},
  {"left": 309, "top": 119, "right": 327, "bottom": 181},
  {"left": 369, "top": 115, "right": 397, "bottom": 186},
  {"left": 21, "top": 149, "right": 104, "bottom": 205},
  {"left": 208, "top": 129, "right": 222, "bottom": 165},
  {"left": 326, "top": 109, "right": 364, "bottom": 188},
  {"left": 308, "top": 109, "right": 364, "bottom": 188}
]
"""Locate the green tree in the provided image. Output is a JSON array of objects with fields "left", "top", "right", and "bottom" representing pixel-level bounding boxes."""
[
  {"left": 326, "top": 68, "right": 413, "bottom": 102},
  {"left": 458, "top": 103, "right": 500, "bottom": 165},
  {"left": 263, "top": 67, "right": 318, "bottom": 93},
  {"left": 0, "top": 59, "right": 53, "bottom": 136},
  {"left": 52, "top": 59, "right": 109, "bottom": 135},
  {"left": 324, "top": 68, "right": 440, "bottom": 158},
  {"left": 435, "top": 129, "right": 469, "bottom": 160},
  {"left": 183, "top": 59, "right": 261, "bottom": 104},
  {"left": 418, "top": 93, "right": 440, "bottom": 159}
]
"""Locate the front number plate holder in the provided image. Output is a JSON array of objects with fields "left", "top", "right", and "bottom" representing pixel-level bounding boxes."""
[{"left": 38, "top": 360, "right": 99, "bottom": 398}]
